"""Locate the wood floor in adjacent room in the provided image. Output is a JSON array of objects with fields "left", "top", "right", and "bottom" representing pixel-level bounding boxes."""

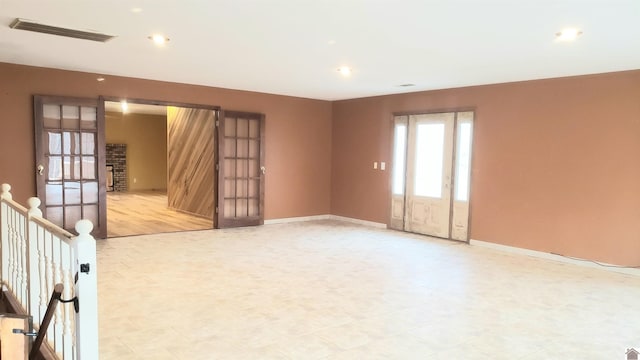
[{"left": 107, "top": 191, "right": 212, "bottom": 237}]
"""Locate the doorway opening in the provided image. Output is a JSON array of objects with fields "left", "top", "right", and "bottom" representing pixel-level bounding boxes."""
[{"left": 104, "top": 101, "right": 215, "bottom": 237}]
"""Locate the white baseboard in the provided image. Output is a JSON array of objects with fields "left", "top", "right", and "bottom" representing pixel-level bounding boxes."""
[
  {"left": 328, "top": 215, "right": 387, "bottom": 229},
  {"left": 470, "top": 239, "right": 640, "bottom": 277},
  {"left": 264, "top": 214, "right": 387, "bottom": 229},
  {"left": 264, "top": 215, "right": 331, "bottom": 225}
]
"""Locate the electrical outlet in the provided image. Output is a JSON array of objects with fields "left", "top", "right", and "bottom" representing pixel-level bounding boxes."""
[
  {"left": 373, "top": 162, "right": 378, "bottom": 169},
  {"left": 380, "top": 162, "right": 386, "bottom": 170}
]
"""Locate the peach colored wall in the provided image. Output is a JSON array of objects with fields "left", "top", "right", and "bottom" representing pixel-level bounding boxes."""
[
  {"left": 331, "top": 70, "right": 640, "bottom": 266},
  {"left": 0, "top": 62, "right": 332, "bottom": 220},
  {"left": 105, "top": 111, "right": 168, "bottom": 191}
]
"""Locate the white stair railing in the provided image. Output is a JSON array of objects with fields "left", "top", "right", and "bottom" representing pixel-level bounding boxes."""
[{"left": 0, "top": 183, "right": 99, "bottom": 360}]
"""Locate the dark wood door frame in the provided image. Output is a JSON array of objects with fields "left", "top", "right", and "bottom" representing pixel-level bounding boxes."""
[{"left": 101, "top": 96, "right": 221, "bottom": 111}]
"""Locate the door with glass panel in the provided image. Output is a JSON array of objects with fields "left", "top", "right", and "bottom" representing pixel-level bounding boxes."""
[
  {"left": 406, "top": 113, "right": 455, "bottom": 237},
  {"left": 391, "top": 111, "right": 474, "bottom": 241},
  {"left": 217, "top": 110, "right": 265, "bottom": 228},
  {"left": 34, "top": 96, "right": 106, "bottom": 238},
  {"left": 450, "top": 112, "right": 474, "bottom": 240}
]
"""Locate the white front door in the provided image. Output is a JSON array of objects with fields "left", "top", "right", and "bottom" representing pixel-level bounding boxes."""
[
  {"left": 390, "top": 111, "right": 474, "bottom": 240},
  {"left": 405, "top": 113, "right": 455, "bottom": 237}
]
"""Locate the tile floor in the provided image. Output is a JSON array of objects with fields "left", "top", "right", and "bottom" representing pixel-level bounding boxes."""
[{"left": 96, "top": 220, "right": 640, "bottom": 359}]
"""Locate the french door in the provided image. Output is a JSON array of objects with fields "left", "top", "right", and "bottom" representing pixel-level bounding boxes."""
[
  {"left": 391, "top": 111, "right": 474, "bottom": 241},
  {"left": 34, "top": 96, "right": 106, "bottom": 238},
  {"left": 217, "top": 110, "right": 265, "bottom": 228}
]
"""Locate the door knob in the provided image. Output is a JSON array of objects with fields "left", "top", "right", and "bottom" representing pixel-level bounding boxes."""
[
  {"left": 260, "top": 166, "right": 266, "bottom": 175},
  {"left": 37, "top": 164, "right": 44, "bottom": 176}
]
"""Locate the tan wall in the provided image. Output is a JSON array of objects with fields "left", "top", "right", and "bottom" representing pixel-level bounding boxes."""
[
  {"left": 0, "top": 62, "right": 333, "bottom": 220},
  {"left": 106, "top": 111, "right": 168, "bottom": 191},
  {"left": 3, "top": 61, "right": 639, "bottom": 266},
  {"left": 331, "top": 70, "right": 640, "bottom": 266}
]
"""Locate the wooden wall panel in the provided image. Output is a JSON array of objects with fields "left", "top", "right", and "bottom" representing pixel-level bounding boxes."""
[{"left": 167, "top": 107, "right": 215, "bottom": 218}]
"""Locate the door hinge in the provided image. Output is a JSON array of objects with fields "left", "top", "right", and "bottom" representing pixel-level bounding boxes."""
[
  {"left": 215, "top": 120, "right": 219, "bottom": 127},
  {"left": 215, "top": 207, "right": 219, "bottom": 214},
  {"left": 216, "top": 164, "right": 219, "bottom": 171}
]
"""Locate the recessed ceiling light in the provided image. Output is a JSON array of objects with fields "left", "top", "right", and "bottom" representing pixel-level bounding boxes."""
[
  {"left": 96, "top": 77, "right": 105, "bottom": 82},
  {"left": 121, "top": 100, "right": 128, "bottom": 113},
  {"left": 555, "top": 28, "right": 582, "bottom": 41},
  {"left": 337, "top": 66, "right": 352, "bottom": 77},
  {"left": 149, "top": 34, "right": 169, "bottom": 46},
  {"left": 328, "top": 40, "right": 336, "bottom": 45},
  {"left": 131, "top": 7, "right": 143, "bottom": 13},
  {"left": 398, "top": 83, "right": 415, "bottom": 87}
]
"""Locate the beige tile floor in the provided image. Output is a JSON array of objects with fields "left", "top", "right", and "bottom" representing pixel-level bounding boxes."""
[{"left": 96, "top": 220, "right": 640, "bottom": 359}]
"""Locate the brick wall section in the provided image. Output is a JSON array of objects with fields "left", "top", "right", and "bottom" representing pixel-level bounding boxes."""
[{"left": 106, "top": 144, "right": 127, "bottom": 191}]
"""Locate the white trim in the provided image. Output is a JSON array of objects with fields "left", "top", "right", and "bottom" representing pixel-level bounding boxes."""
[
  {"left": 264, "top": 214, "right": 387, "bottom": 229},
  {"left": 470, "top": 239, "right": 640, "bottom": 277},
  {"left": 328, "top": 215, "right": 387, "bottom": 229},
  {"left": 264, "top": 215, "right": 330, "bottom": 225}
]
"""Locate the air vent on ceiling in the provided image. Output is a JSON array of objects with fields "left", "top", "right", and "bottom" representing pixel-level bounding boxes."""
[{"left": 9, "top": 18, "right": 115, "bottom": 42}]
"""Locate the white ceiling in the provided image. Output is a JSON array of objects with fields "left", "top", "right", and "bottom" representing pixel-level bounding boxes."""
[{"left": 1, "top": 0, "right": 639, "bottom": 101}]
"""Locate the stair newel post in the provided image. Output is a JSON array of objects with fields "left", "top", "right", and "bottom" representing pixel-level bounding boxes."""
[
  {"left": 0, "top": 184, "right": 11, "bottom": 287},
  {"left": 72, "top": 219, "right": 99, "bottom": 359},
  {"left": 27, "top": 197, "right": 42, "bottom": 322},
  {"left": 3, "top": 184, "right": 18, "bottom": 297},
  {"left": 1, "top": 183, "right": 12, "bottom": 201}
]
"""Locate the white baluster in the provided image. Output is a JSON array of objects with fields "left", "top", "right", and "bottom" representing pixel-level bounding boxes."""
[
  {"left": 38, "top": 231, "right": 48, "bottom": 326},
  {"left": 53, "top": 239, "right": 64, "bottom": 355},
  {"left": 61, "top": 245, "right": 74, "bottom": 359},
  {"left": 8, "top": 208, "right": 16, "bottom": 294},
  {"left": 72, "top": 219, "right": 99, "bottom": 360},
  {"left": 45, "top": 232, "right": 54, "bottom": 343},
  {"left": 22, "top": 215, "right": 28, "bottom": 307},
  {"left": 16, "top": 213, "right": 25, "bottom": 308}
]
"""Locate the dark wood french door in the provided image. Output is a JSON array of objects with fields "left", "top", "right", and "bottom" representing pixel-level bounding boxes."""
[
  {"left": 34, "top": 96, "right": 106, "bottom": 238},
  {"left": 217, "top": 111, "right": 265, "bottom": 228}
]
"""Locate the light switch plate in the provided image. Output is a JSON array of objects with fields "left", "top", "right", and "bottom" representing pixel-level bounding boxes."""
[
  {"left": 380, "top": 162, "right": 386, "bottom": 170},
  {"left": 373, "top": 162, "right": 378, "bottom": 169}
]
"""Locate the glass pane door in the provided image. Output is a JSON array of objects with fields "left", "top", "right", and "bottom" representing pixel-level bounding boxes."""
[
  {"left": 35, "top": 96, "right": 106, "bottom": 238},
  {"left": 217, "top": 110, "right": 265, "bottom": 228}
]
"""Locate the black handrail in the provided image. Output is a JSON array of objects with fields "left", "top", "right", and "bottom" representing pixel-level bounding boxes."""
[{"left": 29, "top": 283, "right": 63, "bottom": 360}]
